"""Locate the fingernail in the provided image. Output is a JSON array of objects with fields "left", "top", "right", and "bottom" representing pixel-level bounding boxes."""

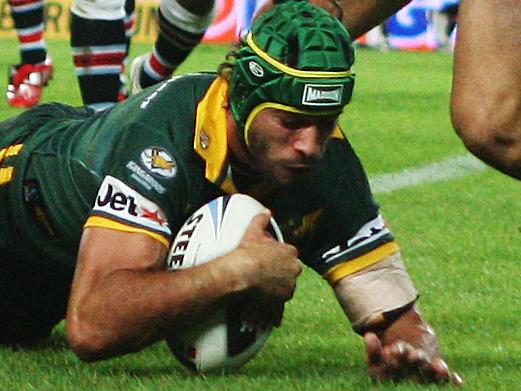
[
  {"left": 451, "top": 372, "right": 464, "bottom": 385},
  {"left": 438, "top": 359, "right": 449, "bottom": 372}
]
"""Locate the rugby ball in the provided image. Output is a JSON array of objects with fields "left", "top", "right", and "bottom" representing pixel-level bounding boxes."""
[{"left": 165, "top": 194, "right": 283, "bottom": 373}]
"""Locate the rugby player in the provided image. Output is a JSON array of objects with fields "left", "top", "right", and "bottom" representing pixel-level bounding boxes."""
[
  {"left": 265, "top": 0, "right": 521, "bottom": 180},
  {"left": 71, "top": 0, "right": 215, "bottom": 110},
  {"left": 0, "top": 1, "right": 460, "bottom": 384}
]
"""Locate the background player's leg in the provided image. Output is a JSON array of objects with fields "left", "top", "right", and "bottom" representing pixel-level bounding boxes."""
[
  {"left": 70, "top": 0, "right": 129, "bottom": 111},
  {"left": 6, "top": 0, "right": 53, "bottom": 108},
  {"left": 130, "top": 0, "right": 216, "bottom": 93}
]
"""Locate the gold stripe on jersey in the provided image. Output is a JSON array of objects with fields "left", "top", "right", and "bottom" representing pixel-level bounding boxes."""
[
  {"left": 291, "top": 209, "right": 323, "bottom": 241},
  {"left": 0, "top": 144, "right": 23, "bottom": 185},
  {"left": 0, "top": 144, "right": 23, "bottom": 162},
  {"left": 331, "top": 125, "right": 344, "bottom": 139},
  {"left": 84, "top": 216, "right": 171, "bottom": 248},
  {"left": 194, "top": 78, "right": 230, "bottom": 183},
  {"left": 0, "top": 167, "right": 14, "bottom": 185},
  {"left": 324, "top": 241, "right": 399, "bottom": 285}
]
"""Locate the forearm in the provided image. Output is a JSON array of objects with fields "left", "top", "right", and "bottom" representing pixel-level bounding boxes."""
[
  {"left": 332, "top": 254, "right": 439, "bottom": 355},
  {"left": 67, "top": 251, "right": 250, "bottom": 361},
  {"left": 332, "top": 252, "right": 418, "bottom": 333},
  {"left": 265, "top": 0, "right": 412, "bottom": 38},
  {"left": 336, "top": 0, "right": 412, "bottom": 38},
  {"left": 451, "top": 0, "right": 521, "bottom": 179},
  {"left": 332, "top": 253, "right": 459, "bottom": 383}
]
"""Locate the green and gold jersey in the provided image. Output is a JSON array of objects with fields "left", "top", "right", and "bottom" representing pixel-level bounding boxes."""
[{"left": 0, "top": 73, "right": 397, "bottom": 285}]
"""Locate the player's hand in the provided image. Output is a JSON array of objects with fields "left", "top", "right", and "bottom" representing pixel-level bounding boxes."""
[
  {"left": 363, "top": 332, "right": 463, "bottom": 385},
  {"left": 237, "top": 211, "right": 302, "bottom": 326}
]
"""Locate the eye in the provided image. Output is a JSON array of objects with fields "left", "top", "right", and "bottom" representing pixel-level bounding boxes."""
[
  {"left": 318, "top": 117, "right": 338, "bottom": 133},
  {"left": 281, "top": 116, "right": 307, "bottom": 130}
]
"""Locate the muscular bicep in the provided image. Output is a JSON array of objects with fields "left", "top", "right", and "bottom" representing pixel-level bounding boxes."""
[
  {"left": 69, "top": 227, "right": 168, "bottom": 311},
  {"left": 78, "top": 227, "right": 168, "bottom": 274}
]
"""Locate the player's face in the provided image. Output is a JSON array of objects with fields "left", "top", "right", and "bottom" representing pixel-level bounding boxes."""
[{"left": 247, "top": 108, "right": 338, "bottom": 185}]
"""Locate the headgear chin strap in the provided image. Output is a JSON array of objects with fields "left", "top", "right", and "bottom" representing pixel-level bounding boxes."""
[{"left": 229, "top": 0, "right": 356, "bottom": 142}]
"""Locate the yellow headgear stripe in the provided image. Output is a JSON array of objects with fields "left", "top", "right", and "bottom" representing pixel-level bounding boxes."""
[
  {"left": 246, "top": 33, "right": 353, "bottom": 79},
  {"left": 244, "top": 102, "right": 342, "bottom": 146}
]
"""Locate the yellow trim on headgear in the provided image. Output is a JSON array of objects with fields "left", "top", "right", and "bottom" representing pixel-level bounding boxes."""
[
  {"left": 246, "top": 33, "right": 353, "bottom": 79},
  {"left": 244, "top": 102, "right": 342, "bottom": 145}
]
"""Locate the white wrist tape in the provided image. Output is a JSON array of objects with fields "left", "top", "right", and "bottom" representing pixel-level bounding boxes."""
[
  {"left": 160, "top": 0, "right": 217, "bottom": 34},
  {"left": 333, "top": 252, "right": 418, "bottom": 333}
]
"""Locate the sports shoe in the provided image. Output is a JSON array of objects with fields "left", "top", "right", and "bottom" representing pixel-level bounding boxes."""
[
  {"left": 6, "top": 57, "right": 53, "bottom": 108},
  {"left": 129, "top": 53, "right": 149, "bottom": 95}
]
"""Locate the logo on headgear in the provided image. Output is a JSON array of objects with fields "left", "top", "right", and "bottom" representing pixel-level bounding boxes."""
[
  {"left": 302, "top": 84, "right": 344, "bottom": 106},
  {"left": 248, "top": 60, "right": 264, "bottom": 77}
]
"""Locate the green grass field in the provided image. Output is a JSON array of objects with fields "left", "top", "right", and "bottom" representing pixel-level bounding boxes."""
[{"left": 1, "top": 38, "right": 520, "bottom": 390}]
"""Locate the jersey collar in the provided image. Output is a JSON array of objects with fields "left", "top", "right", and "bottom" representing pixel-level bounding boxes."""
[{"left": 194, "top": 77, "right": 230, "bottom": 183}]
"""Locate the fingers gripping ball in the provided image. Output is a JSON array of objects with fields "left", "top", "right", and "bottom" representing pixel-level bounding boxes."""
[{"left": 166, "top": 194, "right": 283, "bottom": 373}]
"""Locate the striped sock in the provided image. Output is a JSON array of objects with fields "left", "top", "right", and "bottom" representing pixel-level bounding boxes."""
[
  {"left": 8, "top": 0, "right": 47, "bottom": 64},
  {"left": 70, "top": 13, "right": 127, "bottom": 110},
  {"left": 138, "top": 3, "right": 214, "bottom": 89}
]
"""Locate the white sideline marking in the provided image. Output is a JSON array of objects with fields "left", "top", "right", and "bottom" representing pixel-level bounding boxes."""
[{"left": 370, "top": 154, "right": 487, "bottom": 194}]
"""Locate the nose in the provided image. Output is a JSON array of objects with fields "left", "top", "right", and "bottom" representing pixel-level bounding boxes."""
[{"left": 292, "top": 126, "right": 322, "bottom": 158}]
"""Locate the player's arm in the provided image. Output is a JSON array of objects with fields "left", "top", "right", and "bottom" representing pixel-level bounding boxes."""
[
  {"left": 451, "top": 0, "right": 521, "bottom": 179},
  {"left": 66, "top": 212, "right": 301, "bottom": 362},
  {"left": 331, "top": 252, "right": 462, "bottom": 384},
  {"left": 333, "top": 0, "right": 412, "bottom": 39},
  {"left": 260, "top": 0, "right": 412, "bottom": 38}
]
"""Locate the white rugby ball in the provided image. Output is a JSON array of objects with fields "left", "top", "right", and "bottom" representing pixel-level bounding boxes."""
[{"left": 165, "top": 194, "right": 283, "bottom": 373}]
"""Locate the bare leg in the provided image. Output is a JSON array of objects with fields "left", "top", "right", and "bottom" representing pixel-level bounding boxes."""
[{"left": 451, "top": 0, "right": 521, "bottom": 179}]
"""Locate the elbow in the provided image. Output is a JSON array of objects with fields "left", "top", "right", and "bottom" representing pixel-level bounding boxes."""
[
  {"left": 66, "top": 317, "right": 111, "bottom": 362},
  {"left": 451, "top": 95, "right": 521, "bottom": 177}
]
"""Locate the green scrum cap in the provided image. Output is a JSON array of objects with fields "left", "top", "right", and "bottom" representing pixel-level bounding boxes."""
[{"left": 229, "top": 0, "right": 355, "bottom": 142}]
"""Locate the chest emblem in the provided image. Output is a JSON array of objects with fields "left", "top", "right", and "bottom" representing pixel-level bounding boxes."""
[{"left": 140, "top": 147, "right": 177, "bottom": 178}]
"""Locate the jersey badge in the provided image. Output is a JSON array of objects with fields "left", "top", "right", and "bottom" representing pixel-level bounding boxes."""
[{"left": 140, "top": 147, "right": 177, "bottom": 178}]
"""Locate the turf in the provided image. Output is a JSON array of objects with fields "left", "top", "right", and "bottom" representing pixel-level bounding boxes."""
[{"left": 0, "top": 38, "right": 520, "bottom": 390}]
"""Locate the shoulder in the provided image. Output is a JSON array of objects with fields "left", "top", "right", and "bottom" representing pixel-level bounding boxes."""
[{"left": 138, "top": 72, "right": 219, "bottom": 106}]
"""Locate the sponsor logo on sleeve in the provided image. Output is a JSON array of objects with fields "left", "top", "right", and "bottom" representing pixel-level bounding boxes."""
[
  {"left": 321, "top": 215, "right": 390, "bottom": 263},
  {"left": 126, "top": 161, "right": 166, "bottom": 194},
  {"left": 302, "top": 84, "right": 343, "bottom": 106},
  {"left": 93, "top": 176, "right": 171, "bottom": 236},
  {"left": 140, "top": 147, "right": 177, "bottom": 178}
]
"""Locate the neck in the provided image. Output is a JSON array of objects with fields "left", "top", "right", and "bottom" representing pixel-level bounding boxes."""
[{"left": 227, "top": 109, "right": 252, "bottom": 168}]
